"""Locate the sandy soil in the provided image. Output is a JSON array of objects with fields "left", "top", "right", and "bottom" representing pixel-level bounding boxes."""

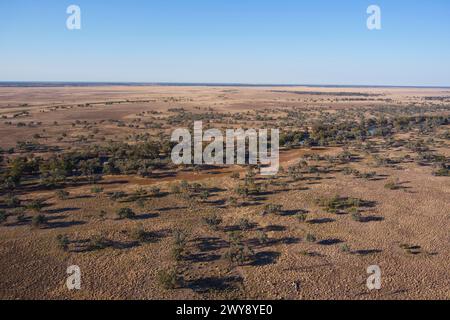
[{"left": 0, "top": 85, "right": 449, "bottom": 300}]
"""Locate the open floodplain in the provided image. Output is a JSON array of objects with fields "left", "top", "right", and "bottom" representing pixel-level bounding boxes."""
[{"left": 0, "top": 85, "right": 449, "bottom": 299}]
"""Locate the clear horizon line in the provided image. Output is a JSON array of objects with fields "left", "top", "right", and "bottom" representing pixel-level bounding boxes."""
[{"left": 0, "top": 81, "right": 449, "bottom": 89}]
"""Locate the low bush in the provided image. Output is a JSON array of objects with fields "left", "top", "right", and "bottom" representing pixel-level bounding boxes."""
[
  {"left": 56, "top": 234, "right": 70, "bottom": 251},
  {"left": 117, "top": 207, "right": 135, "bottom": 219},
  {"left": 32, "top": 214, "right": 47, "bottom": 228}
]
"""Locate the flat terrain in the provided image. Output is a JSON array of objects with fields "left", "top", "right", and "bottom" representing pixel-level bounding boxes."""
[{"left": 0, "top": 85, "right": 449, "bottom": 300}]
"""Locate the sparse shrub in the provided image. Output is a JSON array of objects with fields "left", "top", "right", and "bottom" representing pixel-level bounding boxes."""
[
  {"left": 170, "top": 184, "right": 181, "bottom": 194},
  {"left": 172, "top": 230, "right": 187, "bottom": 261},
  {"left": 117, "top": 207, "right": 135, "bottom": 219},
  {"left": 32, "top": 214, "right": 47, "bottom": 228},
  {"left": 136, "top": 198, "right": 146, "bottom": 208},
  {"left": 98, "top": 210, "right": 107, "bottom": 220},
  {"left": 262, "top": 204, "right": 283, "bottom": 215},
  {"left": 230, "top": 172, "right": 240, "bottom": 180},
  {"left": 173, "top": 230, "right": 187, "bottom": 246},
  {"left": 110, "top": 191, "right": 126, "bottom": 201},
  {"left": 56, "top": 234, "right": 70, "bottom": 251},
  {"left": 256, "top": 231, "right": 269, "bottom": 245},
  {"left": 157, "top": 268, "right": 180, "bottom": 290},
  {"left": 223, "top": 231, "right": 254, "bottom": 266},
  {"left": 316, "top": 195, "right": 362, "bottom": 214},
  {"left": 384, "top": 181, "right": 401, "bottom": 190},
  {"left": 0, "top": 210, "right": 8, "bottom": 224},
  {"left": 227, "top": 197, "right": 238, "bottom": 207},
  {"left": 202, "top": 213, "right": 222, "bottom": 231},
  {"left": 150, "top": 186, "right": 161, "bottom": 196},
  {"left": 340, "top": 243, "right": 351, "bottom": 253},
  {"left": 55, "top": 190, "right": 70, "bottom": 200},
  {"left": 399, "top": 243, "right": 422, "bottom": 255},
  {"left": 91, "top": 186, "right": 104, "bottom": 194},
  {"left": 433, "top": 168, "right": 450, "bottom": 177},
  {"left": 351, "top": 211, "right": 363, "bottom": 221},
  {"left": 199, "top": 190, "right": 210, "bottom": 201},
  {"left": 134, "top": 187, "right": 147, "bottom": 196},
  {"left": 5, "top": 195, "right": 20, "bottom": 207},
  {"left": 130, "top": 226, "right": 153, "bottom": 243},
  {"left": 27, "top": 199, "right": 45, "bottom": 213},
  {"left": 238, "top": 218, "right": 252, "bottom": 231},
  {"left": 171, "top": 244, "right": 184, "bottom": 261},
  {"left": 235, "top": 184, "right": 249, "bottom": 198},
  {"left": 179, "top": 180, "right": 190, "bottom": 193},
  {"left": 305, "top": 233, "right": 316, "bottom": 243},
  {"left": 89, "top": 235, "right": 110, "bottom": 250},
  {"left": 358, "top": 171, "right": 377, "bottom": 180},
  {"left": 296, "top": 212, "right": 308, "bottom": 223}
]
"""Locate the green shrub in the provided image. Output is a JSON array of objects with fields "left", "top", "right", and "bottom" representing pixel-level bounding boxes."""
[
  {"left": 340, "top": 244, "right": 351, "bottom": 253},
  {"left": 157, "top": 268, "right": 180, "bottom": 290},
  {"left": 296, "top": 212, "right": 308, "bottom": 223},
  {"left": 89, "top": 235, "right": 110, "bottom": 250},
  {"left": 110, "top": 191, "right": 126, "bottom": 201},
  {"left": 262, "top": 204, "right": 283, "bottom": 215},
  {"left": 351, "top": 211, "right": 363, "bottom": 222},
  {"left": 238, "top": 218, "right": 252, "bottom": 231},
  {"left": 117, "top": 207, "right": 135, "bottom": 219},
  {"left": 150, "top": 186, "right": 161, "bottom": 196},
  {"left": 170, "top": 184, "right": 181, "bottom": 194},
  {"left": 223, "top": 231, "right": 254, "bottom": 266},
  {"left": 433, "top": 168, "right": 450, "bottom": 176},
  {"left": 27, "top": 199, "right": 45, "bottom": 213},
  {"left": 227, "top": 197, "right": 238, "bottom": 207},
  {"left": 172, "top": 230, "right": 187, "bottom": 261},
  {"left": 305, "top": 233, "right": 316, "bottom": 243},
  {"left": 136, "top": 198, "right": 146, "bottom": 208},
  {"left": 199, "top": 190, "right": 210, "bottom": 201},
  {"left": 130, "top": 226, "right": 153, "bottom": 243},
  {"left": 202, "top": 213, "right": 222, "bottom": 231},
  {"left": 0, "top": 210, "right": 8, "bottom": 224},
  {"left": 384, "top": 181, "right": 400, "bottom": 190},
  {"left": 56, "top": 234, "right": 70, "bottom": 251},
  {"left": 316, "top": 196, "right": 362, "bottom": 214},
  {"left": 5, "top": 195, "right": 20, "bottom": 207},
  {"left": 91, "top": 186, "right": 104, "bottom": 194},
  {"left": 55, "top": 190, "right": 70, "bottom": 200},
  {"left": 230, "top": 172, "right": 240, "bottom": 180},
  {"left": 32, "top": 214, "right": 47, "bottom": 228},
  {"left": 256, "top": 231, "right": 269, "bottom": 245}
]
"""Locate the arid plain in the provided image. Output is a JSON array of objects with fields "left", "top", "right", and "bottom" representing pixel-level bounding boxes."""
[{"left": 0, "top": 85, "right": 449, "bottom": 300}]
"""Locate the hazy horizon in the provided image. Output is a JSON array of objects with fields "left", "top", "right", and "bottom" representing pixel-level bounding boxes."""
[{"left": 1, "top": 81, "right": 450, "bottom": 89}]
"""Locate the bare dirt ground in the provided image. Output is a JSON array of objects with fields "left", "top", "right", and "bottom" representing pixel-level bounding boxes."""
[{"left": 0, "top": 85, "right": 449, "bottom": 300}]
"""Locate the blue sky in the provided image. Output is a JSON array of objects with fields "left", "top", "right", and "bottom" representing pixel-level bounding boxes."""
[{"left": 1, "top": 0, "right": 449, "bottom": 86}]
